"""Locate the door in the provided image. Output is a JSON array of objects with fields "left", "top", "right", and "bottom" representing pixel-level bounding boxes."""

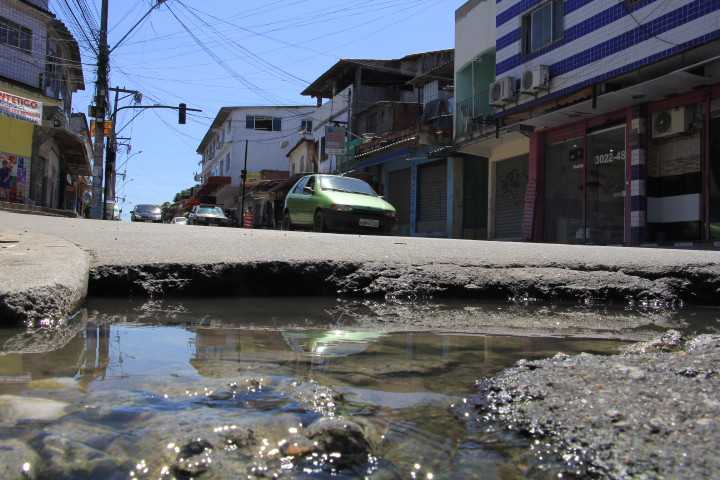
[
  {"left": 586, "top": 125, "right": 626, "bottom": 244},
  {"left": 286, "top": 176, "right": 309, "bottom": 225},
  {"left": 295, "top": 175, "right": 317, "bottom": 225},
  {"left": 462, "top": 157, "right": 488, "bottom": 239},
  {"left": 494, "top": 156, "right": 528, "bottom": 239},
  {"left": 387, "top": 168, "right": 411, "bottom": 234},
  {"left": 544, "top": 137, "right": 585, "bottom": 243},
  {"left": 417, "top": 161, "right": 447, "bottom": 236}
]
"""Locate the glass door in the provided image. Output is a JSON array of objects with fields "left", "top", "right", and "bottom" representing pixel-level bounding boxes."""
[
  {"left": 544, "top": 137, "right": 585, "bottom": 243},
  {"left": 586, "top": 125, "right": 627, "bottom": 244}
]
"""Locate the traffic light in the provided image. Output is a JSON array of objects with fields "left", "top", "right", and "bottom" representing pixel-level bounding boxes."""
[{"left": 178, "top": 103, "right": 187, "bottom": 124}]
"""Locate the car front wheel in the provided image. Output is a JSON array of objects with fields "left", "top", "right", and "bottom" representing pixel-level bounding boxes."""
[{"left": 313, "top": 210, "right": 326, "bottom": 233}]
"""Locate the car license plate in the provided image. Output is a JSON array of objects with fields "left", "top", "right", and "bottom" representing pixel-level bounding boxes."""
[{"left": 359, "top": 218, "right": 380, "bottom": 228}]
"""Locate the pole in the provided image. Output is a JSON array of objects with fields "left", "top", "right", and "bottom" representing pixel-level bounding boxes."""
[
  {"left": 239, "top": 139, "right": 248, "bottom": 227},
  {"left": 103, "top": 88, "right": 119, "bottom": 219},
  {"left": 91, "top": 0, "right": 109, "bottom": 219}
]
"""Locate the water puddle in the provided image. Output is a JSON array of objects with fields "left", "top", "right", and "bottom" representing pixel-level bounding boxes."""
[{"left": 0, "top": 298, "right": 717, "bottom": 479}]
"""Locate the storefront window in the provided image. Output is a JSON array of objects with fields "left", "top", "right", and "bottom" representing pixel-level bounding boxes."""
[
  {"left": 586, "top": 125, "right": 627, "bottom": 244},
  {"left": 544, "top": 137, "right": 584, "bottom": 243},
  {"left": 647, "top": 104, "right": 704, "bottom": 242},
  {"left": 711, "top": 115, "right": 720, "bottom": 240}
]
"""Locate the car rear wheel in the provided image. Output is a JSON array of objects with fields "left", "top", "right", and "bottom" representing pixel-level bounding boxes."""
[
  {"left": 313, "top": 211, "right": 326, "bottom": 233},
  {"left": 281, "top": 212, "right": 293, "bottom": 231}
]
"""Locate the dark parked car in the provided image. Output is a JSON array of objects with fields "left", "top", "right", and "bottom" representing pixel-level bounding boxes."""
[
  {"left": 130, "top": 204, "right": 162, "bottom": 223},
  {"left": 187, "top": 205, "right": 230, "bottom": 226}
]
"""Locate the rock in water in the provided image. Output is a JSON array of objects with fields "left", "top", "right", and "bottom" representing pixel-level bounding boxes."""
[
  {"left": 0, "top": 395, "right": 69, "bottom": 425},
  {"left": 305, "top": 418, "right": 371, "bottom": 467},
  {"left": 0, "top": 439, "right": 40, "bottom": 480}
]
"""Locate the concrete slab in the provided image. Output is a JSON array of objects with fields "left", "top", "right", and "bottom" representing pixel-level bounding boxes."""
[{"left": 0, "top": 229, "right": 89, "bottom": 326}]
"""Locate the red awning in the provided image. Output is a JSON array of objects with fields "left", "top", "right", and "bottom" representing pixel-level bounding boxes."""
[{"left": 198, "top": 176, "right": 231, "bottom": 196}]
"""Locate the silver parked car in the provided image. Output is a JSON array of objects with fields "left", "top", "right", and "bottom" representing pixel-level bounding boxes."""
[{"left": 131, "top": 204, "right": 162, "bottom": 223}]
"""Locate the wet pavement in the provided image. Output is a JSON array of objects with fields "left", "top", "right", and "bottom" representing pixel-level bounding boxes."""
[{"left": 0, "top": 299, "right": 640, "bottom": 480}]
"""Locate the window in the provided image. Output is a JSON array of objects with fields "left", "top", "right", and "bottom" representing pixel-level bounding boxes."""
[
  {"left": 225, "top": 154, "right": 230, "bottom": 173},
  {"left": 301, "top": 119, "right": 313, "bottom": 133},
  {"left": 305, "top": 175, "right": 315, "bottom": 193},
  {"left": 245, "top": 115, "right": 282, "bottom": 131},
  {"left": 292, "top": 176, "right": 310, "bottom": 194},
  {"left": 522, "top": 0, "right": 563, "bottom": 54},
  {"left": 0, "top": 17, "right": 32, "bottom": 52},
  {"left": 320, "top": 136, "right": 327, "bottom": 160}
]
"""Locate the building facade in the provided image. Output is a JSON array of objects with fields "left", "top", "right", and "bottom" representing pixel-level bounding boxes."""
[
  {"left": 0, "top": 0, "right": 88, "bottom": 214},
  {"left": 489, "top": 0, "right": 720, "bottom": 246},
  {"left": 302, "top": 50, "right": 464, "bottom": 237},
  {"left": 195, "top": 105, "right": 317, "bottom": 212}
]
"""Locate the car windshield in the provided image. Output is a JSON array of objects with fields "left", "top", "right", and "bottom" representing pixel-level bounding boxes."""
[
  {"left": 319, "top": 176, "right": 377, "bottom": 196},
  {"left": 136, "top": 205, "right": 160, "bottom": 213},
  {"left": 197, "top": 207, "right": 224, "bottom": 215}
]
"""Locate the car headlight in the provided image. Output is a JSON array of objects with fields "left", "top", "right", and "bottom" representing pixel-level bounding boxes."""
[{"left": 331, "top": 204, "right": 353, "bottom": 212}]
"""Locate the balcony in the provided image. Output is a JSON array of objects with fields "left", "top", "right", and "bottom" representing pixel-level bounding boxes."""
[{"left": 455, "top": 96, "right": 494, "bottom": 141}]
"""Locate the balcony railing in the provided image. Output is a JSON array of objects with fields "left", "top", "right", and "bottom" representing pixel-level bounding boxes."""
[{"left": 455, "top": 96, "right": 493, "bottom": 140}]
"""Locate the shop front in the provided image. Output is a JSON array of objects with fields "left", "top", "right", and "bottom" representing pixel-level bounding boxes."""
[{"left": 527, "top": 84, "right": 720, "bottom": 246}]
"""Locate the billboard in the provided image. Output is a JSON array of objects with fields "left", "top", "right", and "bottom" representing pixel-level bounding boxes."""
[
  {"left": 0, "top": 152, "right": 31, "bottom": 203},
  {"left": 325, "top": 126, "right": 346, "bottom": 155},
  {"left": 0, "top": 90, "right": 42, "bottom": 125}
]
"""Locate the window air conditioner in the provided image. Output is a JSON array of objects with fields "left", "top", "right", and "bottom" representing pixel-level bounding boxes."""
[
  {"left": 521, "top": 65, "right": 550, "bottom": 94},
  {"left": 651, "top": 108, "right": 689, "bottom": 139}
]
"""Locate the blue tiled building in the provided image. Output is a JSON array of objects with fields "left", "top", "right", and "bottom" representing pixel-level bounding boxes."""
[{"left": 489, "top": 0, "right": 720, "bottom": 246}]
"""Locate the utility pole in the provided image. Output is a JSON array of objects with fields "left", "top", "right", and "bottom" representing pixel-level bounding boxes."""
[
  {"left": 104, "top": 87, "right": 141, "bottom": 220},
  {"left": 239, "top": 139, "right": 249, "bottom": 227},
  {"left": 91, "top": 0, "right": 110, "bottom": 219}
]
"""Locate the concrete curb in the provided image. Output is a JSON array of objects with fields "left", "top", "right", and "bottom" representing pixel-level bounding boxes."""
[{"left": 0, "top": 230, "right": 89, "bottom": 326}]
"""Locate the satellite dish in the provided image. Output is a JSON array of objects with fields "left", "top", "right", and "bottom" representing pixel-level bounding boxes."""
[{"left": 281, "top": 141, "right": 289, "bottom": 149}]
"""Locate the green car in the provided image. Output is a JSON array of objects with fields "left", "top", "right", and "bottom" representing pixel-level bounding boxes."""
[{"left": 283, "top": 174, "right": 397, "bottom": 234}]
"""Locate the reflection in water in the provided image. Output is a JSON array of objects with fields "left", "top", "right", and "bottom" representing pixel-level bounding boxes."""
[{"left": 0, "top": 298, "right": 715, "bottom": 479}]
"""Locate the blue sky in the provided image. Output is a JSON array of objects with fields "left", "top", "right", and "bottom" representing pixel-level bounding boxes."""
[{"left": 53, "top": 0, "right": 463, "bottom": 218}]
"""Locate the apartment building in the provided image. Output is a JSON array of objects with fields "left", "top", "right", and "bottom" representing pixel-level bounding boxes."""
[
  {"left": 488, "top": 0, "right": 720, "bottom": 246},
  {"left": 0, "top": 0, "right": 88, "bottom": 213},
  {"left": 195, "top": 105, "right": 316, "bottom": 209}
]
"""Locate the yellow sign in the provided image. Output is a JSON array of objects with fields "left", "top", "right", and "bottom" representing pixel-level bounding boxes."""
[
  {"left": 90, "top": 120, "right": 114, "bottom": 136},
  {"left": 0, "top": 115, "right": 33, "bottom": 157}
]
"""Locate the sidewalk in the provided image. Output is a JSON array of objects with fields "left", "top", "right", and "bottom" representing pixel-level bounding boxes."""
[{"left": 0, "top": 230, "right": 88, "bottom": 325}]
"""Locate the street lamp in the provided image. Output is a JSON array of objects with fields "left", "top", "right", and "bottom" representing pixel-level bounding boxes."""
[{"left": 118, "top": 150, "right": 143, "bottom": 173}]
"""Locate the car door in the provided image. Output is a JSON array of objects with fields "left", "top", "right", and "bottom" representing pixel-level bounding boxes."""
[
  {"left": 296, "top": 175, "right": 317, "bottom": 225},
  {"left": 285, "top": 176, "right": 309, "bottom": 225}
]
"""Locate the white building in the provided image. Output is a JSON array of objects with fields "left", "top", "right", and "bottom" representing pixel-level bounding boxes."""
[
  {"left": 196, "top": 105, "right": 317, "bottom": 198},
  {"left": 304, "top": 86, "right": 350, "bottom": 173}
]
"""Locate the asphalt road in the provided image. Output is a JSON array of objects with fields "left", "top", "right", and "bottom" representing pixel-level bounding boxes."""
[{"left": 2, "top": 211, "right": 719, "bottom": 269}]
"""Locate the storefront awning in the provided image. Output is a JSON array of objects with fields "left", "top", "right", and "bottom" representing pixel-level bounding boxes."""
[
  {"left": 198, "top": 176, "right": 231, "bottom": 196},
  {"left": 37, "top": 126, "right": 92, "bottom": 176}
]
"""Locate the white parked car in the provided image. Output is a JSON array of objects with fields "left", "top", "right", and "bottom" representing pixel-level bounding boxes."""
[{"left": 171, "top": 217, "right": 188, "bottom": 225}]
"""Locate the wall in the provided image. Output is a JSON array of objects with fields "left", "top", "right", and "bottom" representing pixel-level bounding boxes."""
[
  {"left": 0, "top": 0, "right": 48, "bottom": 89},
  {"left": 309, "top": 86, "right": 350, "bottom": 174},
  {"left": 496, "top": 0, "right": 720, "bottom": 108},
  {"left": 201, "top": 106, "right": 316, "bottom": 187},
  {"left": 455, "top": 0, "right": 496, "bottom": 72}
]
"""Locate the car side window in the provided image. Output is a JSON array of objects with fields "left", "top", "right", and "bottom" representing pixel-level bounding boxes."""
[
  {"left": 292, "top": 177, "right": 309, "bottom": 194},
  {"left": 305, "top": 176, "right": 315, "bottom": 193}
]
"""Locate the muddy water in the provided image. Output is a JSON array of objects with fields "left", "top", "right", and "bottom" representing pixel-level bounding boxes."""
[{"left": 1, "top": 298, "right": 711, "bottom": 479}]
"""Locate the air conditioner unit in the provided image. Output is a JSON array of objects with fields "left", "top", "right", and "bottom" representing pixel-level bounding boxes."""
[
  {"left": 652, "top": 108, "right": 689, "bottom": 138},
  {"left": 521, "top": 65, "right": 550, "bottom": 93},
  {"left": 489, "top": 77, "right": 516, "bottom": 107}
]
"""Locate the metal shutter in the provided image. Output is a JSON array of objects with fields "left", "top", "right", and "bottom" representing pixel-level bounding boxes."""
[
  {"left": 494, "top": 156, "right": 528, "bottom": 240},
  {"left": 388, "top": 168, "right": 411, "bottom": 234},
  {"left": 417, "top": 160, "right": 447, "bottom": 236}
]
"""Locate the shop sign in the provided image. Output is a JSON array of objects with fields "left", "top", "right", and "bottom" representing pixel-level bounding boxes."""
[
  {"left": 0, "top": 152, "right": 31, "bottom": 203},
  {"left": 0, "top": 90, "right": 42, "bottom": 125},
  {"left": 325, "top": 126, "right": 346, "bottom": 155}
]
